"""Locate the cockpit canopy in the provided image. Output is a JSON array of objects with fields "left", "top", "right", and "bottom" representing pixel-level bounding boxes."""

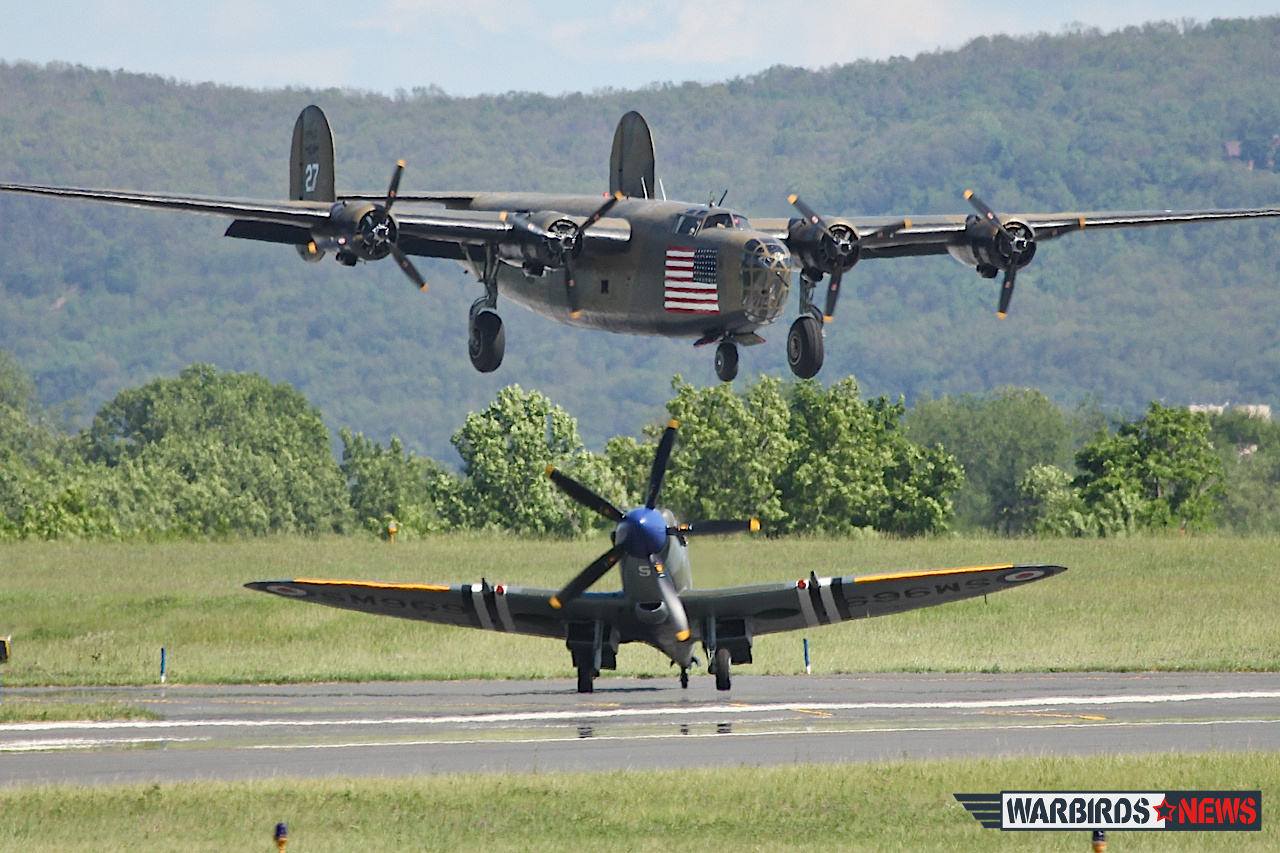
[{"left": 673, "top": 209, "right": 752, "bottom": 236}]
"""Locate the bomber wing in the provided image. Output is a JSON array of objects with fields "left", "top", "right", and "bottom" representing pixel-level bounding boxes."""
[
  {"left": 245, "top": 578, "right": 626, "bottom": 640},
  {"left": 755, "top": 205, "right": 1280, "bottom": 260},
  {"left": 681, "top": 563, "right": 1065, "bottom": 636}
]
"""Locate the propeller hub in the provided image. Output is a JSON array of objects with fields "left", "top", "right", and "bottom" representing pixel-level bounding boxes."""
[{"left": 616, "top": 507, "right": 669, "bottom": 559}]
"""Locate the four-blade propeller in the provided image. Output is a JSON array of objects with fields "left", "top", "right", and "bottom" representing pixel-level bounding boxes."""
[
  {"left": 787, "top": 193, "right": 908, "bottom": 321},
  {"left": 545, "top": 419, "right": 760, "bottom": 644}
]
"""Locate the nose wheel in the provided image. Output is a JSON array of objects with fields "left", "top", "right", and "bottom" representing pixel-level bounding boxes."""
[
  {"left": 468, "top": 309, "right": 505, "bottom": 373},
  {"left": 786, "top": 315, "right": 824, "bottom": 379},
  {"left": 714, "top": 340, "right": 739, "bottom": 382}
]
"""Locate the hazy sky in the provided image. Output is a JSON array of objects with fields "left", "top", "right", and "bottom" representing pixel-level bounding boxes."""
[{"left": 3, "top": 1, "right": 1279, "bottom": 97}]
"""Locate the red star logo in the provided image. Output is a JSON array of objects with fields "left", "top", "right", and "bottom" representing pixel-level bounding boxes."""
[{"left": 1153, "top": 797, "right": 1177, "bottom": 822}]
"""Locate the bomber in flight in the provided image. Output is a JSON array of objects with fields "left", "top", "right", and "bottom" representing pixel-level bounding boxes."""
[{"left": 3, "top": 106, "right": 1278, "bottom": 381}]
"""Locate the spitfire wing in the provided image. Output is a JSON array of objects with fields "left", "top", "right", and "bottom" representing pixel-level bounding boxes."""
[
  {"left": 681, "top": 563, "right": 1064, "bottom": 636},
  {"left": 245, "top": 578, "right": 626, "bottom": 640},
  {"left": 755, "top": 205, "right": 1280, "bottom": 259}
]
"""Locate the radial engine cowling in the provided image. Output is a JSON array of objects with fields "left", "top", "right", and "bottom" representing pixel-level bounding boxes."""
[
  {"left": 961, "top": 216, "right": 1036, "bottom": 277},
  {"left": 312, "top": 200, "right": 399, "bottom": 263},
  {"left": 498, "top": 212, "right": 580, "bottom": 270},
  {"left": 787, "top": 216, "right": 860, "bottom": 279}
]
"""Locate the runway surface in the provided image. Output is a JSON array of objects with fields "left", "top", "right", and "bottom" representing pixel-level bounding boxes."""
[{"left": 3, "top": 672, "right": 1279, "bottom": 786}]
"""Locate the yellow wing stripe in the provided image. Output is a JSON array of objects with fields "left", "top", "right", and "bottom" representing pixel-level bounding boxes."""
[
  {"left": 852, "top": 564, "right": 1014, "bottom": 584},
  {"left": 291, "top": 578, "right": 452, "bottom": 592}
]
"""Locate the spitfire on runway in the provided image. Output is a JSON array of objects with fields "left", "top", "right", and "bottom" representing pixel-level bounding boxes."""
[
  {"left": 3, "top": 106, "right": 1280, "bottom": 381},
  {"left": 248, "top": 422, "right": 1066, "bottom": 693}
]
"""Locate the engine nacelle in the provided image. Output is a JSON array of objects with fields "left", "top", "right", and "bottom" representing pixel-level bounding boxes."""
[
  {"left": 786, "top": 216, "right": 860, "bottom": 279},
  {"left": 952, "top": 215, "right": 1036, "bottom": 275},
  {"left": 310, "top": 200, "right": 398, "bottom": 264},
  {"left": 634, "top": 600, "right": 669, "bottom": 625},
  {"left": 497, "top": 211, "right": 580, "bottom": 270}
]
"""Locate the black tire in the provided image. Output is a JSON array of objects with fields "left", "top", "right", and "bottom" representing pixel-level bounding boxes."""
[
  {"left": 468, "top": 310, "right": 505, "bottom": 373},
  {"left": 714, "top": 647, "right": 731, "bottom": 691},
  {"left": 577, "top": 665, "right": 594, "bottom": 693},
  {"left": 680, "top": 668, "right": 689, "bottom": 689},
  {"left": 786, "top": 316, "right": 824, "bottom": 379},
  {"left": 714, "top": 341, "right": 739, "bottom": 382}
]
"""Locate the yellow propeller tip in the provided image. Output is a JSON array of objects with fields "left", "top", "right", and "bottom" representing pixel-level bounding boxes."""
[
  {"left": 419, "top": 283, "right": 429, "bottom": 292},
  {"left": 397, "top": 159, "right": 406, "bottom": 168},
  {"left": 749, "top": 518, "right": 760, "bottom": 532},
  {"left": 964, "top": 189, "right": 974, "bottom": 199},
  {"left": 822, "top": 315, "right": 834, "bottom": 323},
  {"left": 549, "top": 597, "right": 562, "bottom": 609},
  {"left": 570, "top": 310, "right": 581, "bottom": 319},
  {"left": 499, "top": 211, "right": 509, "bottom": 221},
  {"left": 903, "top": 218, "right": 912, "bottom": 229},
  {"left": 613, "top": 190, "right": 624, "bottom": 199},
  {"left": 668, "top": 419, "right": 680, "bottom": 429},
  {"left": 996, "top": 312, "right": 1007, "bottom": 319},
  {"left": 787, "top": 193, "right": 798, "bottom": 204},
  {"left": 676, "top": 630, "right": 691, "bottom": 642},
  {"left": 545, "top": 464, "right": 555, "bottom": 476}
]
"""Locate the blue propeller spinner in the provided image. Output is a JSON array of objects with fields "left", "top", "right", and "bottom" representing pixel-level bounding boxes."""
[{"left": 545, "top": 420, "right": 760, "bottom": 642}]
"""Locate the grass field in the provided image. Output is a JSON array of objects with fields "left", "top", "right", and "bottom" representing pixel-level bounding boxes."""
[
  {"left": 0, "top": 752, "right": 1274, "bottom": 852},
  {"left": 2, "top": 534, "right": 1278, "bottom": 686}
]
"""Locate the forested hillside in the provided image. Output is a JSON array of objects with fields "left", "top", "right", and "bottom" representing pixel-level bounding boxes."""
[{"left": 1, "top": 17, "right": 1279, "bottom": 463}]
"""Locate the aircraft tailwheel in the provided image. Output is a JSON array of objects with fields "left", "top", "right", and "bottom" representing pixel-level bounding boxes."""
[
  {"left": 714, "top": 341, "right": 739, "bottom": 382},
  {"left": 577, "top": 665, "right": 595, "bottom": 693},
  {"left": 713, "top": 647, "right": 731, "bottom": 691},
  {"left": 469, "top": 310, "right": 505, "bottom": 373},
  {"left": 786, "top": 315, "right": 824, "bottom": 379}
]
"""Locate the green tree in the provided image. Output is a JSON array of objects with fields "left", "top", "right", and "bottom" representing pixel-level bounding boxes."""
[
  {"left": 449, "top": 385, "right": 625, "bottom": 536},
  {"left": 1074, "top": 402, "right": 1224, "bottom": 532},
  {"left": 781, "top": 378, "right": 961, "bottom": 535},
  {"left": 80, "top": 364, "right": 350, "bottom": 535},
  {"left": 1207, "top": 409, "right": 1280, "bottom": 533},
  {"left": 906, "top": 387, "right": 1070, "bottom": 532},
  {"left": 340, "top": 428, "right": 457, "bottom": 536}
]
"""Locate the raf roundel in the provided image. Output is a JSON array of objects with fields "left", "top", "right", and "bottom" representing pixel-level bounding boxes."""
[{"left": 1002, "top": 569, "right": 1046, "bottom": 583}]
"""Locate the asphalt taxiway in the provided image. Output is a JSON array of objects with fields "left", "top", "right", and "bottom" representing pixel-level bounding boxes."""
[{"left": 3, "top": 672, "right": 1278, "bottom": 786}]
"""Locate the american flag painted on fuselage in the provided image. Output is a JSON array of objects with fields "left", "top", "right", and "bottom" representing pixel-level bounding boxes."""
[{"left": 664, "top": 246, "right": 719, "bottom": 313}]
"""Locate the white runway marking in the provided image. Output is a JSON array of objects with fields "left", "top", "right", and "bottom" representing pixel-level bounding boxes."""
[
  {"left": 244, "top": 717, "right": 1280, "bottom": 752},
  {"left": 1, "top": 736, "right": 207, "bottom": 752},
  {"left": 4, "top": 690, "right": 1278, "bottom": 733}
]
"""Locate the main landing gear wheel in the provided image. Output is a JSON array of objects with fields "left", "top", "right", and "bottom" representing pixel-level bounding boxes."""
[
  {"left": 468, "top": 310, "right": 505, "bottom": 373},
  {"left": 577, "top": 665, "right": 595, "bottom": 693},
  {"left": 713, "top": 647, "right": 731, "bottom": 691},
  {"left": 787, "top": 315, "right": 824, "bottom": 379},
  {"left": 714, "top": 341, "right": 739, "bottom": 382},
  {"left": 680, "top": 668, "right": 689, "bottom": 689}
]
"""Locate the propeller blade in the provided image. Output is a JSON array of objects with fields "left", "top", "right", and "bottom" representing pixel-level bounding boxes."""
[
  {"left": 388, "top": 243, "right": 428, "bottom": 291},
  {"left": 564, "top": 263, "right": 581, "bottom": 318},
  {"left": 859, "top": 218, "right": 911, "bottom": 240},
  {"left": 384, "top": 160, "right": 405, "bottom": 214},
  {"left": 500, "top": 210, "right": 552, "bottom": 239},
  {"left": 822, "top": 268, "right": 843, "bottom": 321},
  {"left": 653, "top": 559, "right": 691, "bottom": 642},
  {"left": 579, "top": 191, "right": 623, "bottom": 233},
  {"left": 963, "top": 189, "right": 1013, "bottom": 240},
  {"left": 550, "top": 545, "right": 624, "bottom": 609},
  {"left": 787, "top": 192, "right": 830, "bottom": 237},
  {"left": 546, "top": 465, "right": 623, "bottom": 522},
  {"left": 645, "top": 420, "right": 680, "bottom": 509},
  {"left": 671, "top": 518, "right": 760, "bottom": 537},
  {"left": 997, "top": 265, "right": 1016, "bottom": 318}
]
